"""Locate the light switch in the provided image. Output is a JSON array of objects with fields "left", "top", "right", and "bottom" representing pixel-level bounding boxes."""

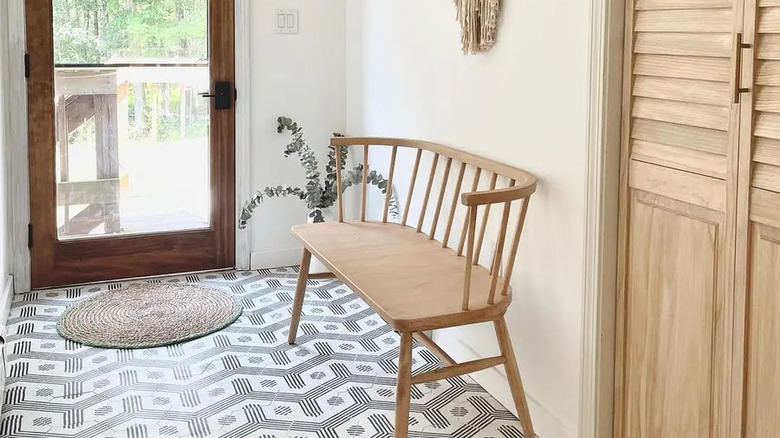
[{"left": 274, "top": 9, "right": 299, "bottom": 34}]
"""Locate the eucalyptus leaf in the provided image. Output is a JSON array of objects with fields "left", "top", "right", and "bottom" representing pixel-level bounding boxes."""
[{"left": 238, "top": 117, "right": 399, "bottom": 229}]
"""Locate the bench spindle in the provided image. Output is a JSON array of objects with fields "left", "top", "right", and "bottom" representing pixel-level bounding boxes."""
[
  {"left": 383, "top": 146, "right": 398, "bottom": 223},
  {"left": 361, "top": 145, "right": 369, "bottom": 222},
  {"left": 488, "top": 201, "right": 512, "bottom": 304},
  {"left": 442, "top": 162, "right": 466, "bottom": 248},
  {"left": 430, "top": 157, "right": 453, "bottom": 240},
  {"left": 401, "top": 149, "right": 423, "bottom": 226},
  {"left": 462, "top": 205, "right": 478, "bottom": 310},
  {"left": 336, "top": 145, "right": 344, "bottom": 222},
  {"left": 458, "top": 168, "right": 482, "bottom": 256},
  {"left": 417, "top": 154, "right": 440, "bottom": 233},
  {"left": 501, "top": 197, "right": 530, "bottom": 296},
  {"left": 474, "top": 173, "right": 499, "bottom": 265},
  {"left": 490, "top": 179, "right": 516, "bottom": 276}
]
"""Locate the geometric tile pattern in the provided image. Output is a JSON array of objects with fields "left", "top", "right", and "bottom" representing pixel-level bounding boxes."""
[{"left": 0, "top": 268, "right": 526, "bottom": 437}]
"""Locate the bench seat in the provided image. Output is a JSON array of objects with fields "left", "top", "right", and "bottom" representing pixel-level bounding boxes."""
[{"left": 293, "top": 221, "right": 511, "bottom": 332}]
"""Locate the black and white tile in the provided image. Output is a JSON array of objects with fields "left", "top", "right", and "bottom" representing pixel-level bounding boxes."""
[{"left": 0, "top": 268, "right": 526, "bottom": 437}]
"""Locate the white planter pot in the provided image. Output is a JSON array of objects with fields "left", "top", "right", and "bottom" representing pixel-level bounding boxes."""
[{"left": 307, "top": 208, "right": 334, "bottom": 275}]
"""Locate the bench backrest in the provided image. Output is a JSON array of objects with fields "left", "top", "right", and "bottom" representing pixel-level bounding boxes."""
[{"left": 331, "top": 137, "right": 537, "bottom": 311}]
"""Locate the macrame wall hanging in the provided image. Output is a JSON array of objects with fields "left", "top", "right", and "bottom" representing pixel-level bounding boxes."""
[{"left": 454, "top": 0, "right": 501, "bottom": 54}]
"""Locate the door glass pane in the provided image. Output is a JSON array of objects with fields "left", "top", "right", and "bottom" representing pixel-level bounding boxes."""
[{"left": 53, "top": 0, "right": 210, "bottom": 240}]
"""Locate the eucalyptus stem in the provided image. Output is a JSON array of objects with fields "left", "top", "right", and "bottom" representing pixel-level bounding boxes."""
[{"left": 239, "top": 117, "right": 399, "bottom": 229}]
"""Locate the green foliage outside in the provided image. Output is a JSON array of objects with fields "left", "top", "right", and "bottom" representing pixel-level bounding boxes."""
[
  {"left": 54, "top": 0, "right": 209, "bottom": 144},
  {"left": 53, "top": 0, "right": 208, "bottom": 64}
]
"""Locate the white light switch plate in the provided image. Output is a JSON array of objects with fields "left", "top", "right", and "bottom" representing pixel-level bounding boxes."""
[{"left": 274, "top": 9, "right": 299, "bottom": 34}]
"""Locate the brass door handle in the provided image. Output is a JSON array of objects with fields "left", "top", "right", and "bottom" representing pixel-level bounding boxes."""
[{"left": 735, "top": 32, "right": 752, "bottom": 104}]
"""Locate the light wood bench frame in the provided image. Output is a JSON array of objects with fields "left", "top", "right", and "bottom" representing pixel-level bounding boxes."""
[{"left": 287, "top": 137, "right": 538, "bottom": 437}]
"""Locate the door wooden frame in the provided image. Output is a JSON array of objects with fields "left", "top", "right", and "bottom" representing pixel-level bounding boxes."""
[
  {"left": 25, "top": 0, "right": 236, "bottom": 288},
  {"left": 234, "top": 0, "right": 251, "bottom": 271},
  {"left": 579, "top": 0, "right": 624, "bottom": 436}
]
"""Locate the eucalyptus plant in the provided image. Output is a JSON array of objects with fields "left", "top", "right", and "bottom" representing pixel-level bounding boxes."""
[{"left": 239, "top": 117, "right": 398, "bottom": 228}]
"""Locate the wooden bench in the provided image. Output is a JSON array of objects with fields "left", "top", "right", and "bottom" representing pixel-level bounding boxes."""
[{"left": 287, "top": 137, "right": 537, "bottom": 437}]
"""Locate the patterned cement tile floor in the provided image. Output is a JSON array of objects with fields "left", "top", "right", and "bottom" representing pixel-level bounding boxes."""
[{"left": 0, "top": 268, "right": 526, "bottom": 438}]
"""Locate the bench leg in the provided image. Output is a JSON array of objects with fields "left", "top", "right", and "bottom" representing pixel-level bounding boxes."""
[
  {"left": 288, "top": 249, "right": 312, "bottom": 345},
  {"left": 494, "top": 317, "right": 535, "bottom": 437},
  {"left": 395, "top": 331, "right": 414, "bottom": 438}
]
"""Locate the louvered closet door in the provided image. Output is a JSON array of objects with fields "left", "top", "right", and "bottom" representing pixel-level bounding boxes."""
[
  {"left": 615, "top": 1, "right": 741, "bottom": 437},
  {"left": 737, "top": 1, "right": 780, "bottom": 437}
]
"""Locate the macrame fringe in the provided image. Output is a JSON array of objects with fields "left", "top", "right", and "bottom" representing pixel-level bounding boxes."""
[{"left": 454, "top": 0, "right": 500, "bottom": 54}]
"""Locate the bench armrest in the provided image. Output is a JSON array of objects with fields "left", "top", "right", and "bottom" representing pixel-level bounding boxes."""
[{"left": 461, "top": 184, "right": 536, "bottom": 206}]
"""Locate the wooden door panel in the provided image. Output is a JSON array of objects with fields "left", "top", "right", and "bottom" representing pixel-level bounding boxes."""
[
  {"left": 628, "top": 160, "right": 727, "bottom": 211},
  {"left": 744, "top": 221, "right": 780, "bottom": 438},
  {"left": 622, "top": 189, "right": 727, "bottom": 438},
  {"left": 617, "top": 0, "right": 740, "bottom": 435},
  {"left": 750, "top": 187, "right": 780, "bottom": 228},
  {"left": 753, "top": 163, "right": 780, "bottom": 191},
  {"left": 728, "top": 1, "right": 780, "bottom": 437}
]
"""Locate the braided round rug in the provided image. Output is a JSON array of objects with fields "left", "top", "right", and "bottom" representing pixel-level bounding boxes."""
[{"left": 57, "top": 283, "right": 242, "bottom": 349}]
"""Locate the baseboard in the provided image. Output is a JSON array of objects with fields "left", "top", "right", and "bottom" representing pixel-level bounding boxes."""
[
  {"left": 0, "top": 275, "right": 13, "bottom": 402},
  {"left": 433, "top": 332, "right": 577, "bottom": 438},
  {"left": 0, "top": 275, "right": 13, "bottom": 332},
  {"left": 250, "top": 248, "right": 302, "bottom": 270}
]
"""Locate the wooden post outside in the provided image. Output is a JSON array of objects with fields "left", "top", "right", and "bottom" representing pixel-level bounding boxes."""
[
  {"left": 56, "top": 96, "right": 70, "bottom": 235},
  {"left": 94, "top": 93, "right": 120, "bottom": 234}
]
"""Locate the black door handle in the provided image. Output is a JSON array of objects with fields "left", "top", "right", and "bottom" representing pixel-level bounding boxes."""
[{"left": 199, "top": 81, "right": 233, "bottom": 110}]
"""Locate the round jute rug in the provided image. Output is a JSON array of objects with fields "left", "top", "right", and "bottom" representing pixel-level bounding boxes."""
[{"left": 57, "top": 283, "right": 242, "bottom": 349}]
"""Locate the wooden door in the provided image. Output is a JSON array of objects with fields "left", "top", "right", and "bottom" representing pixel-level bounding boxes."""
[
  {"left": 615, "top": 1, "right": 742, "bottom": 436},
  {"left": 26, "top": 0, "right": 235, "bottom": 288},
  {"left": 734, "top": 1, "right": 780, "bottom": 436}
]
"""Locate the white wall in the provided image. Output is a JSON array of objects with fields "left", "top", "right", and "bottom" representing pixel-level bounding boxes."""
[
  {"left": 0, "top": 1, "right": 13, "bottom": 284},
  {"left": 0, "top": 0, "right": 16, "bottom": 328},
  {"left": 247, "top": 0, "right": 346, "bottom": 267},
  {"left": 346, "top": 2, "right": 590, "bottom": 437}
]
